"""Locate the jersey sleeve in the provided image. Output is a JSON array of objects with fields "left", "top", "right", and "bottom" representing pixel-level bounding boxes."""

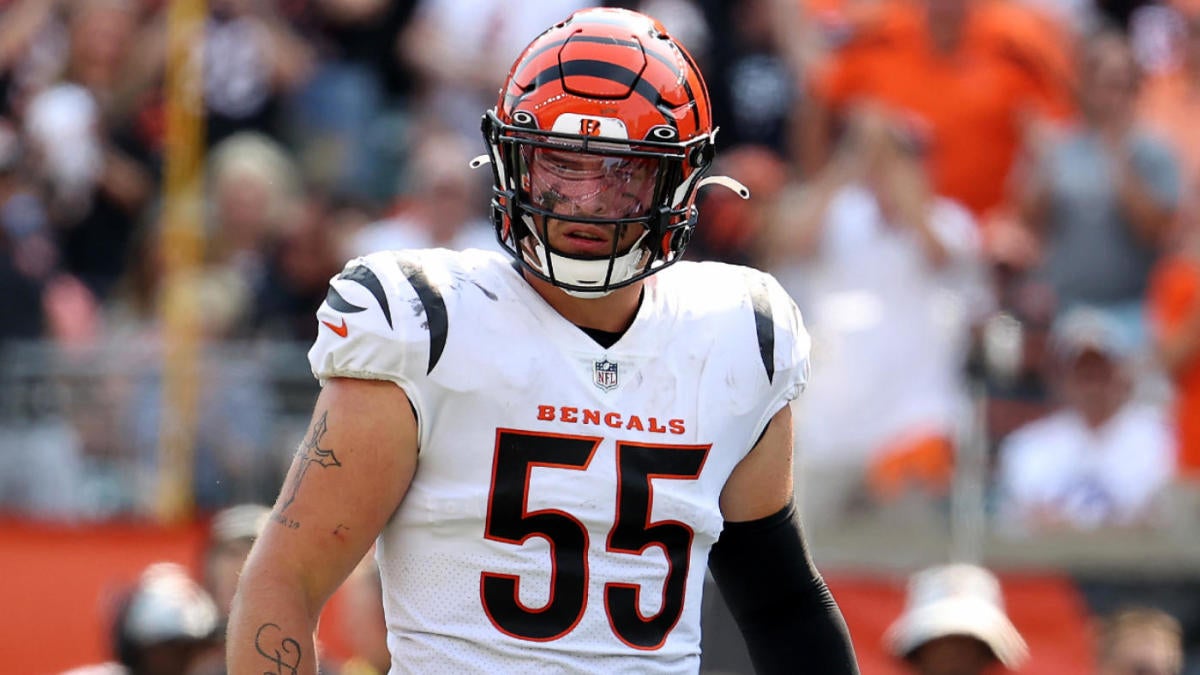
[
  {"left": 750, "top": 270, "right": 813, "bottom": 439},
  {"left": 307, "top": 252, "right": 436, "bottom": 398}
]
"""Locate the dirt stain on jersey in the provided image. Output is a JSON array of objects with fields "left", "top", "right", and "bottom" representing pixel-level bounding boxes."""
[{"left": 471, "top": 281, "right": 498, "bottom": 300}]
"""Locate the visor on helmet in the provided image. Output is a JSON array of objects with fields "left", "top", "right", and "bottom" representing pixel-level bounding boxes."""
[{"left": 524, "top": 147, "right": 659, "bottom": 222}]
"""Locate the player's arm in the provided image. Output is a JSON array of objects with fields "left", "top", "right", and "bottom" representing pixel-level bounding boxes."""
[
  {"left": 710, "top": 404, "right": 860, "bottom": 675},
  {"left": 226, "top": 377, "right": 418, "bottom": 675}
]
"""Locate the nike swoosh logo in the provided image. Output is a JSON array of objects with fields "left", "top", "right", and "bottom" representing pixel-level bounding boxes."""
[{"left": 321, "top": 318, "right": 349, "bottom": 338}]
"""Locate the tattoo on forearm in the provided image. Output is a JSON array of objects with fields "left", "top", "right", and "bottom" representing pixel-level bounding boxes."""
[
  {"left": 278, "top": 411, "right": 342, "bottom": 517},
  {"left": 254, "top": 623, "right": 301, "bottom": 675}
]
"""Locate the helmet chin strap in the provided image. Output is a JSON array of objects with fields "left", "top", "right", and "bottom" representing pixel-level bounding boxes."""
[{"left": 520, "top": 215, "right": 649, "bottom": 298}]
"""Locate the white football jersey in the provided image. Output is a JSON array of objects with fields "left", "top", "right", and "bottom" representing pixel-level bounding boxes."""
[{"left": 308, "top": 248, "right": 809, "bottom": 674}]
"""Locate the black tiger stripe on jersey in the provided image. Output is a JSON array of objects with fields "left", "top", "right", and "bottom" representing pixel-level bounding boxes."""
[
  {"left": 324, "top": 286, "right": 366, "bottom": 314},
  {"left": 397, "top": 260, "right": 448, "bottom": 375},
  {"left": 748, "top": 277, "right": 775, "bottom": 384},
  {"left": 339, "top": 265, "right": 393, "bottom": 329}
]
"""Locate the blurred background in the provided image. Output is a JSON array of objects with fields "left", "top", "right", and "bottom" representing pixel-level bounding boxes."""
[{"left": 0, "top": 0, "right": 1198, "bottom": 673}]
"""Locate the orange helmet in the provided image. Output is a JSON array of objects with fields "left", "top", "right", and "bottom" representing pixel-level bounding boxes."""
[{"left": 478, "top": 7, "right": 744, "bottom": 296}]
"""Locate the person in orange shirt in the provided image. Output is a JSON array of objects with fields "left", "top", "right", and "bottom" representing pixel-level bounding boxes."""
[
  {"left": 805, "top": 0, "right": 1073, "bottom": 217},
  {"left": 1149, "top": 216, "right": 1200, "bottom": 479}
]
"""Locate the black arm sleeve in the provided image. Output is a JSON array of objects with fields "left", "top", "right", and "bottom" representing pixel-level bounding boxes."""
[{"left": 707, "top": 500, "right": 860, "bottom": 675}]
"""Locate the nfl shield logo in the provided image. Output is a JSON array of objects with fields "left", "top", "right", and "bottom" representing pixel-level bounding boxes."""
[{"left": 593, "top": 358, "right": 619, "bottom": 391}]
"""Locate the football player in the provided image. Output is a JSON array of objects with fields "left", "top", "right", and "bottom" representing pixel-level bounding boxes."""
[{"left": 228, "top": 7, "right": 859, "bottom": 674}]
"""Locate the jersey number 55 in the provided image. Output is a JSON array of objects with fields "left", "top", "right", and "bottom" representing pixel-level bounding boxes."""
[{"left": 482, "top": 428, "right": 711, "bottom": 651}]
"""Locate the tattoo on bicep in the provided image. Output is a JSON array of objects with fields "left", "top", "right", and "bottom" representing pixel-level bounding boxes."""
[
  {"left": 277, "top": 411, "right": 342, "bottom": 516},
  {"left": 254, "top": 622, "right": 301, "bottom": 675}
]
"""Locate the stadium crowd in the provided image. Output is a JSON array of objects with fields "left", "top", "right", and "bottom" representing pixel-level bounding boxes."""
[{"left": 1, "top": 0, "right": 1200, "bottom": 672}]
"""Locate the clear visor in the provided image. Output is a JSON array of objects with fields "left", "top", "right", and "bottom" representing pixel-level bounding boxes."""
[{"left": 522, "top": 147, "right": 659, "bottom": 220}]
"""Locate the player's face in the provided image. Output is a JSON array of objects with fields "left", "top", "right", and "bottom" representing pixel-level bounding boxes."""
[{"left": 525, "top": 147, "right": 657, "bottom": 257}]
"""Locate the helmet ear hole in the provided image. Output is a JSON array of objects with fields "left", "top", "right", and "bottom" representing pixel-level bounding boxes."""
[{"left": 511, "top": 110, "right": 536, "bottom": 128}]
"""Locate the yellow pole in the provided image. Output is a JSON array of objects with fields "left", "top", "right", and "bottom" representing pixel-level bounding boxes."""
[{"left": 157, "top": 0, "right": 206, "bottom": 523}]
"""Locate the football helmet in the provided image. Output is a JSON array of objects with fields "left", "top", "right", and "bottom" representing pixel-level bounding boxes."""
[{"left": 477, "top": 7, "right": 747, "bottom": 297}]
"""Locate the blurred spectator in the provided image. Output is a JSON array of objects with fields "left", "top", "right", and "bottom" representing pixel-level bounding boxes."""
[
  {"left": 975, "top": 276, "right": 1060, "bottom": 450},
  {"left": 997, "top": 306, "right": 1176, "bottom": 533},
  {"left": 343, "top": 128, "right": 494, "bottom": 259},
  {"left": 628, "top": 0, "right": 804, "bottom": 158},
  {"left": 1017, "top": 29, "right": 1180, "bottom": 353},
  {"left": 397, "top": 0, "right": 590, "bottom": 141},
  {"left": 62, "top": 562, "right": 220, "bottom": 675},
  {"left": 0, "top": 0, "right": 60, "bottom": 116},
  {"left": 1096, "top": 607, "right": 1184, "bottom": 675},
  {"left": 63, "top": 0, "right": 144, "bottom": 103},
  {"left": 100, "top": 213, "right": 279, "bottom": 513},
  {"left": 806, "top": 0, "right": 1073, "bottom": 216},
  {"left": 24, "top": 82, "right": 152, "bottom": 299},
  {"left": 763, "top": 106, "right": 988, "bottom": 526},
  {"left": 884, "top": 563, "right": 1028, "bottom": 675},
  {"left": 202, "top": 503, "right": 270, "bottom": 619},
  {"left": 1149, "top": 213, "right": 1200, "bottom": 480},
  {"left": 104, "top": 212, "right": 163, "bottom": 339},
  {"left": 0, "top": 116, "right": 49, "bottom": 344},
  {"left": 206, "top": 130, "right": 302, "bottom": 304},
  {"left": 254, "top": 193, "right": 370, "bottom": 343},
  {"left": 202, "top": 0, "right": 314, "bottom": 147},
  {"left": 189, "top": 503, "right": 271, "bottom": 675},
  {"left": 282, "top": 0, "right": 420, "bottom": 203},
  {"left": 19, "top": 0, "right": 157, "bottom": 301}
]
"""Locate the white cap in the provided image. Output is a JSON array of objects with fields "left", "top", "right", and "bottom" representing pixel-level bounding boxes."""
[
  {"left": 210, "top": 503, "right": 271, "bottom": 546},
  {"left": 884, "top": 564, "right": 1029, "bottom": 668},
  {"left": 122, "top": 563, "right": 219, "bottom": 646},
  {"left": 1050, "top": 306, "right": 1130, "bottom": 362}
]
